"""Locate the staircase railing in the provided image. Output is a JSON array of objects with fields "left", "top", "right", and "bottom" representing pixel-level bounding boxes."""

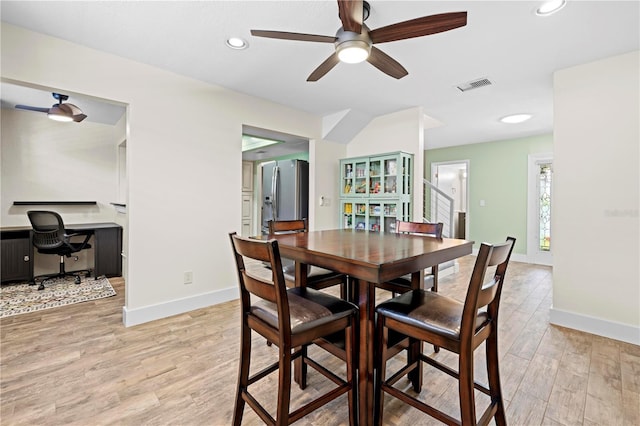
[{"left": 422, "top": 179, "right": 455, "bottom": 238}]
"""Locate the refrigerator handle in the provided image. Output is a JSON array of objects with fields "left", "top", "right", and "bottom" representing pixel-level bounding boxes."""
[{"left": 272, "top": 165, "right": 279, "bottom": 221}]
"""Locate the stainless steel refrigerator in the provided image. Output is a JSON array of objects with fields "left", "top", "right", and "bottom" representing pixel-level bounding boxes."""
[{"left": 261, "top": 159, "right": 309, "bottom": 235}]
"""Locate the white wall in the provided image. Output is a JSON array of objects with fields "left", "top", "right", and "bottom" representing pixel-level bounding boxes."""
[
  {"left": 309, "top": 139, "right": 346, "bottom": 231},
  {"left": 1, "top": 23, "right": 326, "bottom": 326},
  {"left": 1, "top": 109, "right": 120, "bottom": 226},
  {"left": 552, "top": 50, "right": 639, "bottom": 344},
  {"left": 346, "top": 107, "right": 425, "bottom": 220}
]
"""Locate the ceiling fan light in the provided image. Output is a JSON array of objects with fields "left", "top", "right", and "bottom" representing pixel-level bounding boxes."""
[
  {"left": 47, "top": 105, "right": 74, "bottom": 122},
  {"left": 337, "top": 40, "right": 370, "bottom": 64}
]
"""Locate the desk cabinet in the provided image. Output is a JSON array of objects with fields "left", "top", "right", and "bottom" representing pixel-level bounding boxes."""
[
  {"left": 1, "top": 230, "right": 32, "bottom": 282},
  {"left": 93, "top": 227, "right": 123, "bottom": 277},
  {"left": 1, "top": 223, "right": 122, "bottom": 282}
]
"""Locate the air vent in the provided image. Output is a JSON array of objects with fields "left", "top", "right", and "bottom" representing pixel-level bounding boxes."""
[{"left": 456, "top": 77, "right": 492, "bottom": 92}]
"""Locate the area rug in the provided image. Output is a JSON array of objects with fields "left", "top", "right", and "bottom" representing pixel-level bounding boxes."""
[{"left": 0, "top": 276, "right": 116, "bottom": 318}]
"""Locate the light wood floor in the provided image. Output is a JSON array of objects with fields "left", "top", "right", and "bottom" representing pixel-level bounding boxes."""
[{"left": 1, "top": 257, "right": 638, "bottom": 425}]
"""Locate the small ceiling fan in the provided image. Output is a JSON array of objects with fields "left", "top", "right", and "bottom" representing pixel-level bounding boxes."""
[
  {"left": 15, "top": 92, "right": 87, "bottom": 122},
  {"left": 251, "top": 0, "right": 467, "bottom": 81}
]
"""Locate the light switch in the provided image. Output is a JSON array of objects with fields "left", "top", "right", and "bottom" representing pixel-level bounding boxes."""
[
  {"left": 480, "top": 199, "right": 486, "bottom": 207},
  {"left": 319, "top": 196, "right": 331, "bottom": 207}
]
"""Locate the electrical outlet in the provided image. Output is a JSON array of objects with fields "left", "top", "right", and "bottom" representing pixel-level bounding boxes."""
[{"left": 184, "top": 271, "right": 193, "bottom": 284}]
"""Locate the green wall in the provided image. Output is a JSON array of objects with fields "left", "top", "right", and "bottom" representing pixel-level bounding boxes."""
[{"left": 425, "top": 134, "right": 553, "bottom": 255}]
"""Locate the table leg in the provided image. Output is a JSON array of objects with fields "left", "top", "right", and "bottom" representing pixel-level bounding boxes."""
[
  {"left": 294, "top": 262, "right": 308, "bottom": 388},
  {"left": 356, "top": 278, "right": 376, "bottom": 426},
  {"left": 408, "top": 270, "right": 424, "bottom": 391}
]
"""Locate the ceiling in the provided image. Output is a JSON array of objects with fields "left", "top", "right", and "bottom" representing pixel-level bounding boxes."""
[{"left": 1, "top": 1, "right": 638, "bottom": 151}]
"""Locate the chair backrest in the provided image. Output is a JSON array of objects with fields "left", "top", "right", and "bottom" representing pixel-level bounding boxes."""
[
  {"left": 395, "top": 220, "right": 443, "bottom": 239},
  {"left": 27, "top": 210, "right": 66, "bottom": 250},
  {"left": 268, "top": 219, "right": 307, "bottom": 234},
  {"left": 229, "top": 232, "right": 292, "bottom": 334},
  {"left": 461, "top": 237, "right": 516, "bottom": 338}
]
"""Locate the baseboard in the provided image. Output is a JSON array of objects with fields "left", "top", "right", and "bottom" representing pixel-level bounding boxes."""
[
  {"left": 122, "top": 286, "right": 239, "bottom": 327},
  {"left": 549, "top": 307, "right": 640, "bottom": 345}
]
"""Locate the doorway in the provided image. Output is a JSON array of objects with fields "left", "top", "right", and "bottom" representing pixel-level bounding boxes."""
[
  {"left": 527, "top": 153, "right": 553, "bottom": 266},
  {"left": 241, "top": 125, "right": 310, "bottom": 236},
  {"left": 430, "top": 161, "right": 469, "bottom": 239}
]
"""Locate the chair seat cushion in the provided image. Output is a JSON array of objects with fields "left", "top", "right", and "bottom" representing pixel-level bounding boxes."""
[
  {"left": 283, "top": 264, "right": 345, "bottom": 284},
  {"left": 251, "top": 287, "right": 357, "bottom": 335},
  {"left": 386, "top": 273, "right": 435, "bottom": 290},
  {"left": 376, "top": 290, "right": 488, "bottom": 340}
]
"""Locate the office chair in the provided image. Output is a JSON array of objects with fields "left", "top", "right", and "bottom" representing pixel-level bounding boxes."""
[{"left": 27, "top": 210, "right": 92, "bottom": 290}]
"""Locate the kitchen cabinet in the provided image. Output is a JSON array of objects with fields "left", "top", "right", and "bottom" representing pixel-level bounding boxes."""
[
  {"left": 241, "top": 161, "right": 254, "bottom": 236},
  {"left": 242, "top": 161, "right": 254, "bottom": 192}
]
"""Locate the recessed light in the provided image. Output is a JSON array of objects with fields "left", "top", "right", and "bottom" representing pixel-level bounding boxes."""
[
  {"left": 226, "top": 37, "right": 248, "bottom": 50},
  {"left": 535, "top": 0, "right": 566, "bottom": 16},
  {"left": 500, "top": 114, "right": 532, "bottom": 124}
]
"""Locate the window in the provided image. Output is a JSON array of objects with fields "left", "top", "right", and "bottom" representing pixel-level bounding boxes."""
[{"left": 538, "top": 163, "right": 552, "bottom": 251}]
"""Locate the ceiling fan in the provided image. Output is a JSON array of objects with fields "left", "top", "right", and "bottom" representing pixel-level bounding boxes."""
[
  {"left": 15, "top": 92, "right": 87, "bottom": 122},
  {"left": 251, "top": 0, "right": 467, "bottom": 81}
]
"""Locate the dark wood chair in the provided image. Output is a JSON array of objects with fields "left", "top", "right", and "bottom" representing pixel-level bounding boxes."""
[
  {"left": 229, "top": 233, "right": 358, "bottom": 426},
  {"left": 376, "top": 221, "right": 444, "bottom": 355},
  {"left": 376, "top": 220, "right": 444, "bottom": 295},
  {"left": 268, "top": 219, "right": 350, "bottom": 300},
  {"left": 374, "top": 237, "right": 516, "bottom": 426}
]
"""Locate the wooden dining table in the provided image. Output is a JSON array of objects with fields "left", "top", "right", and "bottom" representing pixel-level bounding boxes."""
[{"left": 260, "top": 228, "right": 473, "bottom": 425}]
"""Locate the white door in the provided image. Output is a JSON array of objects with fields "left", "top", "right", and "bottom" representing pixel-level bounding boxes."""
[{"left": 527, "top": 154, "right": 553, "bottom": 265}]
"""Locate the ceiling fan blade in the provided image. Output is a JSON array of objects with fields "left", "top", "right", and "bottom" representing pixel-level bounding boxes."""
[
  {"left": 251, "top": 30, "right": 336, "bottom": 43},
  {"left": 338, "top": 0, "right": 363, "bottom": 33},
  {"left": 367, "top": 46, "right": 408, "bottom": 79},
  {"left": 59, "top": 104, "right": 88, "bottom": 122},
  {"left": 369, "top": 11, "right": 467, "bottom": 44},
  {"left": 307, "top": 53, "right": 340, "bottom": 82},
  {"left": 72, "top": 114, "right": 88, "bottom": 123},
  {"left": 15, "top": 105, "right": 49, "bottom": 113}
]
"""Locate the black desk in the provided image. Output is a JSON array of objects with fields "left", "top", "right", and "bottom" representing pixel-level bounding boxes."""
[{"left": 1, "top": 223, "right": 123, "bottom": 283}]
